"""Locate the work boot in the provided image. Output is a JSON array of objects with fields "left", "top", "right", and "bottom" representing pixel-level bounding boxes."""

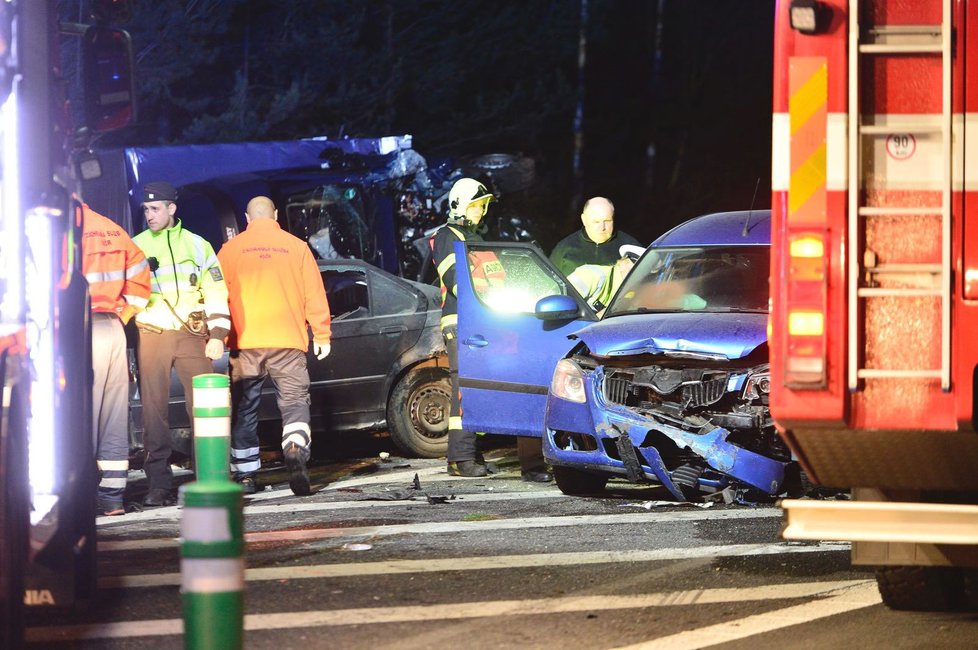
[
  {"left": 142, "top": 488, "right": 174, "bottom": 508},
  {"left": 237, "top": 476, "right": 257, "bottom": 495},
  {"left": 474, "top": 450, "right": 497, "bottom": 474},
  {"left": 447, "top": 460, "right": 488, "bottom": 477},
  {"left": 521, "top": 469, "right": 554, "bottom": 483},
  {"left": 97, "top": 496, "right": 125, "bottom": 516},
  {"left": 283, "top": 442, "right": 312, "bottom": 496}
]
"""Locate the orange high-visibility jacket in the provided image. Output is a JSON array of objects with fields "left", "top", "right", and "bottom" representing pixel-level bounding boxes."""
[
  {"left": 217, "top": 218, "right": 331, "bottom": 351},
  {"left": 81, "top": 205, "right": 151, "bottom": 324}
]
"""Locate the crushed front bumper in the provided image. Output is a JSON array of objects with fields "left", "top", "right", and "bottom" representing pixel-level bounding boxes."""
[{"left": 542, "top": 367, "right": 789, "bottom": 500}]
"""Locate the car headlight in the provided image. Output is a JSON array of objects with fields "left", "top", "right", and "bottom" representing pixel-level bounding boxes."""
[
  {"left": 551, "top": 358, "right": 587, "bottom": 403},
  {"left": 743, "top": 367, "right": 771, "bottom": 400}
]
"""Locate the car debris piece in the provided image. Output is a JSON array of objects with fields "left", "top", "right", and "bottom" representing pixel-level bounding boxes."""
[{"left": 618, "top": 500, "right": 715, "bottom": 510}]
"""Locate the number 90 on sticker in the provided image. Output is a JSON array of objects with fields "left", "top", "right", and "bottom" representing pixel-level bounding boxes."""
[{"left": 885, "top": 133, "right": 916, "bottom": 160}]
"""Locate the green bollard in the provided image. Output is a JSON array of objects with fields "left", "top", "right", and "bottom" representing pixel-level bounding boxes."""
[
  {"left": 192, "top": 373, "right": 231, "bottom": 483},
  {"left": 180, "top": 481, "right": 245, "bottom": 650}
]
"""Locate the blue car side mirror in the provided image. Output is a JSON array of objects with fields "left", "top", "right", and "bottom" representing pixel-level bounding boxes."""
[{"left": 535, "top": 294, "right": 580, "bottom": 321}]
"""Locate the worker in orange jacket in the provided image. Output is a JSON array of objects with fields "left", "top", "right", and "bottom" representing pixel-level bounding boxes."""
[
  {"left": 217, "top": 195, "right": 332, "bottom": 496},
  {"left": 81, "top": 204, "right": 151, "bottom": 516}
]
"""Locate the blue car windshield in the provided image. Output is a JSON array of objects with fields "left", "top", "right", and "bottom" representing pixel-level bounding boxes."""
[{"left": 605, "top": 245, "right": 770, "bottom": 316}]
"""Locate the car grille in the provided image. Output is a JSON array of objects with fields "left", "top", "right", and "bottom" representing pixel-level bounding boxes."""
[
  {"left": 681, "top": 375, "right": 727, "bottom": 408},
  {"left": 603, "top": 371, "right": 729, "bottom": 408},
  {"left": 604, "top": 375, "right": 631, "bottom": 404}
]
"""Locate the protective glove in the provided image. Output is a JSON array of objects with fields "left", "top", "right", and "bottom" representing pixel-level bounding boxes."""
[
  {"left": 204, "top": 338, "right": 224, "bottom": 360},
  {"left": 313, "top": 341, "right": 331, "bottom": 360}
]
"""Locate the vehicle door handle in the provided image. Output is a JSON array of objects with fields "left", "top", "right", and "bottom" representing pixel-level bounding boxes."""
[
  {"left": 380, "top": 325, "right": 407, "bottom": 335},
  {"left": 463, "top": 335, "right": 489, "bottom": 348}
]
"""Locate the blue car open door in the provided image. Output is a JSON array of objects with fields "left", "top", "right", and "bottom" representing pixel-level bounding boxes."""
[{"left": 455, "top": 241, "right": 596, "bottom": 437}]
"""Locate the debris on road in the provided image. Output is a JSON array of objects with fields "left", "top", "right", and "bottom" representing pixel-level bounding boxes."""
[{"left": 619, "top": 500, "right": 716, "bottom": 510}]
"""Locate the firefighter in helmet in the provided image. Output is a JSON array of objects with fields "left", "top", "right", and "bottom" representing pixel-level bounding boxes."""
[{"left": 431, "top": 178, "right": 552, "bottom": 481}]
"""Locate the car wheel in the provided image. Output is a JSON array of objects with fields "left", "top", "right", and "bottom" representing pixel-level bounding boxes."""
[
  {"left": 388, "top": 366, "right": 451, "bottom": 458},
  {"left": 553, "top": 465, "right": 608, "bottom": 495},
  {"left": 875, "top": 566, "right": 966, "bottom": 611}
]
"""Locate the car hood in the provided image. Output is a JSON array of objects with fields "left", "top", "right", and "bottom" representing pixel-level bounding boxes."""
[{"left": 572, "top": 312, "right": 767, "bottom": 360}]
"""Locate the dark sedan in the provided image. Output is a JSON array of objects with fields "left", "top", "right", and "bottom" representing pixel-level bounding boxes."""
[{"left": 129, "top": 258, "right": 451, "bottom": 459}]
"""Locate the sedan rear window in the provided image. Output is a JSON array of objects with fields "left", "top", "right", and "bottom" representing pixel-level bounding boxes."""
[{"left": 606, "top": 245, "right": 769, "bottom": 316}]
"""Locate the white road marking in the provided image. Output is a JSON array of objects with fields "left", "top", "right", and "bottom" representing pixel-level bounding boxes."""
[
  {"left": 26, "top": 579, "right": 873, "bottom": 643},
  {"left": 98, "top": 508, "right": 783, "bottom": 551},
  {"left": 98, "top": 488, "right": 570, "bottom": 525},
  {"left": 249, "top": 463, "right": 453, "bottom": 500},
  {"left": 612, "top": 580, "right": 882, "bottom": 650},
  {"left": 100, "top": 542, "right": 849, "bottom": 589},
  {"left": 97, "top": 461, "right": 544, "bottom": 525}
]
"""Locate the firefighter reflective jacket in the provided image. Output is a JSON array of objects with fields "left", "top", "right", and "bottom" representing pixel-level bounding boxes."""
[
  {"left": 217, "top": 218, "right": 331, "bottom": 351},
  {"left": 81, "top": 205, "right": 151, "bottom": 324},
  {"left": 133, "top": 219, "right": 230, "bottom": 339},
  {"left": 432, "top": 223, "right": 505, "bottom": 330}
]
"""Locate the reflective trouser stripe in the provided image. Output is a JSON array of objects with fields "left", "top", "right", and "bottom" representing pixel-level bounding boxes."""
[
  {"left": 282, "top": 422, "right": 311, "bottom": 450},
  {"left": 98, "top": 460, "right": 128, "bottom": 470},
  {"left": 229, "top": 459, "right": 261, "bottom": 474},
  {"left": 230, "top": 446, "right": 260, "bottom": 458},
  {"left": 229, "top": 445, "right": 261, "bottom": 475}
]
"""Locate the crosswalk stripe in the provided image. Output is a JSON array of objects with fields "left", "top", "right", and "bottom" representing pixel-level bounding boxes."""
[
  {"left": 98, "top": 509, "right": 783, "bottom": 552},
  {"left": 612, "top": 580, "right": 881, "bottom": 649},
  {"left": 100, "top": 542, "right": 849, "bottom": 589},
  {"left": 26, "top": 579, "right": 873, "bottom": 643}
]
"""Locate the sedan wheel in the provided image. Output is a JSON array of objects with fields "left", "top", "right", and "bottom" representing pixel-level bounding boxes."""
[{"left": 388, "top": 366, "right": 451, "bottom": 458}]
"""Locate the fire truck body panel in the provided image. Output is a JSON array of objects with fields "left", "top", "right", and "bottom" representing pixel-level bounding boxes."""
[{"left": 772, "top": 0, "right": 978, "bottom": 598}]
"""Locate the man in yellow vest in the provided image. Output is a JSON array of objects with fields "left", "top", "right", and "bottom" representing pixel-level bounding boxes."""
[{"left": 568, "top": 244, "right": 645, "bottom": 316}]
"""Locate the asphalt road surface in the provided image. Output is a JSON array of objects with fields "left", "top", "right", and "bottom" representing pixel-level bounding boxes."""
[{"left": 22, "top": 441, "right": 978, "bottom": 649}]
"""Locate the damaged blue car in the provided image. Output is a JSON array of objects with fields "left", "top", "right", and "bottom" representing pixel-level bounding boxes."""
[{"left": 455, "top": 210, "right": 798, "bottom": 501}]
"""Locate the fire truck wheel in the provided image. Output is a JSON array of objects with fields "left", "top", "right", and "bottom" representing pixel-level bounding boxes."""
[
  {"left": 875, "top": 566, "right": 967, "bottom": 611},
  {"left": 553, "top": 466, "right": 608, "bottom": 495},
  {"left": 387, "top": 366, "right": 451, "bottom": 458}
]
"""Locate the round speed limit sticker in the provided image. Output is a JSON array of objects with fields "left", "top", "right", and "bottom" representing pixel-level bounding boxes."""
[{"left": 886, "top": 133, "right": 916, "bottom": 160}]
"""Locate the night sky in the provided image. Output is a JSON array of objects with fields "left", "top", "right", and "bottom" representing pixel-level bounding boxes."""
[{"left": 65, "top": 0, "right": 776, "bottom": 252}]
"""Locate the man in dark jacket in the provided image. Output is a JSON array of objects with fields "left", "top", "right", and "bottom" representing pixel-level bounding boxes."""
[{"left": 550, "top": 197, "right": 640, "bottom": 277}]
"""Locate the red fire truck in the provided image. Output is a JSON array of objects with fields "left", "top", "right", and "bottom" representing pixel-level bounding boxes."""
[
  {"left": 771, "top": 0, "right": 978, "bottom": 610},
  {"left": 0, "top": 1, "right": 135, "bottom": 645}
]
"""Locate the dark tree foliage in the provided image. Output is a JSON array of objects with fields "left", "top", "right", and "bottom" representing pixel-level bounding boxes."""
[
  {"left": 88, "top": 0, "right": 580, "bottom": 156},
  {"left": 57, "top": 0, "right": 774, "bottom": 247}
]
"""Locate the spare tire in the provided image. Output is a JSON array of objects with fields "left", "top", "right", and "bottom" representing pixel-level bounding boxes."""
[{"left": 463, "top": 153, "right": 536, "bottom": 194}]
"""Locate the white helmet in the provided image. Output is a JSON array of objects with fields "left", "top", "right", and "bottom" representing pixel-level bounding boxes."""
[{"left": 448, "top": 178, "right": 493, "bottom": 219}]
